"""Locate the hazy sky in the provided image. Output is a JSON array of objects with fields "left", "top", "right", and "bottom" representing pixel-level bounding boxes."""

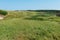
[{"left": 0, "top": 0, "right": 60, "bottom": 10}]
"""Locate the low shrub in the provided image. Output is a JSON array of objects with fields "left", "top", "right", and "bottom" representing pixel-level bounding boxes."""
[{"left": 0, "top": 10, "right": 8, "bottom": 15}]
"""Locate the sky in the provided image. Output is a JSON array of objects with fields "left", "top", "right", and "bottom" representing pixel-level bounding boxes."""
[{"left": 0, "top": 0, "right": 60, "bottom": 10}]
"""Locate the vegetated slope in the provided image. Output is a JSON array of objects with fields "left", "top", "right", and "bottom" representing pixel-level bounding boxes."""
[{"left": 0, "top": 10, "right": 60, "bottom": 40}]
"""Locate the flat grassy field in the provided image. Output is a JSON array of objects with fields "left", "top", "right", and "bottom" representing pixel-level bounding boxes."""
[{"left": 0, "top": 11, "right": 60, "bottom": 40}]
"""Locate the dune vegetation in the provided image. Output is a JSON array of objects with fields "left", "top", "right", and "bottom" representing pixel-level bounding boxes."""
[{"left": 0, "top": 10, "right": 60, "bottom": 40}]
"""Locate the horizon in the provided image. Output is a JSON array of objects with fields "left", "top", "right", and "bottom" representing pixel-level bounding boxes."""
[{"left": 0, "top": 0, "right": 60, "bottom": 10}]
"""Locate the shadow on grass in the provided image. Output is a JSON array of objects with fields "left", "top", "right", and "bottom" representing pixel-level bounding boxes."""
[
  {"left": 24, "top": 14, "right": 48, "bottom": 21},
  {"left": 24, "top": 17, "right": 44, "bottom": 21}
]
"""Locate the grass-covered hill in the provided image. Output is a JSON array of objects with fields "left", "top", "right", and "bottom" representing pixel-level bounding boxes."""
[{"left": 0, "top": 10, "right": 60, "bottom": 40}]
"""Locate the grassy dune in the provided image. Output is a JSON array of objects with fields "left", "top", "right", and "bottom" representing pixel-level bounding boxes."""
[{"left": 0, "top": 11, "right": 60, "bottom": 40}]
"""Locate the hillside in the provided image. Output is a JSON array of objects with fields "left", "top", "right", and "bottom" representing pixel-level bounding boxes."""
[{"left": 0, "top": 10, "right": 60, "bottom": 40}]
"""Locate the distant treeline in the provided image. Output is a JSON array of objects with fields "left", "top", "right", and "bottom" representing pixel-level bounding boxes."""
[{"left": 27, "top": 10, "right": 60, "bottom": 13}]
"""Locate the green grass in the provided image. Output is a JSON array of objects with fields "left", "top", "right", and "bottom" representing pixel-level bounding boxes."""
[{"left": 0, "top": 11, "right": 60, "bottom": 40}]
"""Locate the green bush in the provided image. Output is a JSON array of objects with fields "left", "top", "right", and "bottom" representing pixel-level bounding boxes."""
[{"left": 0, "top": 10, "right": 8, "bottom": 15}]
